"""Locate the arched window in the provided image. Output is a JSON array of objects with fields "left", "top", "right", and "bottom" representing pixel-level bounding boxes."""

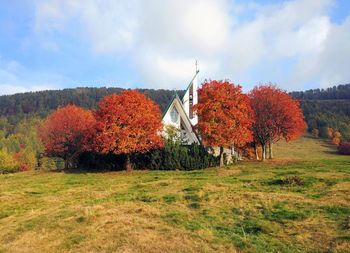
[{"left": 170, "top": 106, "right": 179, "bottom": 123}]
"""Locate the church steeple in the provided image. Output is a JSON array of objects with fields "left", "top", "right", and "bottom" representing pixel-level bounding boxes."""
[{"left": 182, "top": 61, "right": 199, "bottom": 126}]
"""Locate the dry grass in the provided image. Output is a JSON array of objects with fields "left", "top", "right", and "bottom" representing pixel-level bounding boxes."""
[{"left": 0, "top": 136, "right": 349, "bottom": 253}]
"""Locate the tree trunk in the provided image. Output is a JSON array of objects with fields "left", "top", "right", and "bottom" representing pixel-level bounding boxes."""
[
  {"left": 64, "top": 159, "right": 69, "bottom": 170},
  {"left": 219, "top": 146, "right": 224, "bottom": 167},
  {"left": 262, "top": 144, "right": 266, "bottom": 161},
  {"left": 125, "top": 154, "right": 133, "bottom": 171},
  {"left": 268, "top": 142, "right": 273, "bottom": 159},
  {"left": 254, "top": 143, "right": 259, "bottom": 160}
]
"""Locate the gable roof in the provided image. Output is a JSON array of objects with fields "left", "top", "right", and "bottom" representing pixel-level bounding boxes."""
[
  {"left": 162, "top": 91, "right": 178, "bottom": 118},
  {"left": 162, "top": 92, "right": 201, "bottom": 144},
  {"left": 162, "top": 70, "right": 200, "bottom": 118}
]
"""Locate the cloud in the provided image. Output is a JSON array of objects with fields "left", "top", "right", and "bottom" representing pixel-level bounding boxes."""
[
  {"left": 0, "top": 58, "right": 63, "bottom": 95},
  {"left": 291, "top": 16, "right": 350, "bottom": 88},
  {"left": 29, "top": 0, "right": 350, "bottom": 90}
]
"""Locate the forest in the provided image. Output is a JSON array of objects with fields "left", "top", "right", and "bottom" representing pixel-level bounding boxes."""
[{"left": 291, "top": 84, "right": 350, "bottom": 139}]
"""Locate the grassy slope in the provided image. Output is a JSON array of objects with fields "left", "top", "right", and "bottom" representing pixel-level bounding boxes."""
[{"left": 0, "top": 136, "right": 349, "bottom": 253}]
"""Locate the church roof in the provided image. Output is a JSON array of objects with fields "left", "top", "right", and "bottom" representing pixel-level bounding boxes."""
[
  {"left": 162, "top": 91, "right": 179, "bottom": 118},
  {"left": 161, "top": 91, "right": 201, "bottom": 145},
  {"left": 162, "top": 70, "right": 200, "bottom": 118}
]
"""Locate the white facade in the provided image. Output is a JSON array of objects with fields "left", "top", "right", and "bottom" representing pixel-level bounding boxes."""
[{"left": 162, "top": 70, "right": 200, "bottom": 145}]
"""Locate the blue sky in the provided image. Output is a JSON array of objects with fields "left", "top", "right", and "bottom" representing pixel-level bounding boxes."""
[{"left": 0, "top": 0, "right": 349, "bottom": 95}]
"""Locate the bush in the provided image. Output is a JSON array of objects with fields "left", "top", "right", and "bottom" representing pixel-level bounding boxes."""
[
  {"left": 38, "top": 157, "right": 65, "bottom": 171},
  {"left": 134, "top": 140, "right": 219, "bottom": 170},
  {"left": 15, "top": 147, "right": 37, "bottom": 171},
  {"left": 338, "top": 142, "right": 350, "bottom": 155},
  {"left": 0, "top": 149, "right": 19, "bottom": 173},
  {"left": 77, "top": 141, "right": 218, "bottom": 171}
]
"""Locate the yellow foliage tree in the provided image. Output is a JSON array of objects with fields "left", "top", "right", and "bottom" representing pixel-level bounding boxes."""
[{"left": 0, "top": 149, "right": 19, "bottom": 173}]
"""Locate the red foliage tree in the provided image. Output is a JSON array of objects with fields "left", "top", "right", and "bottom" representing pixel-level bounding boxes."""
[
  {"left": 39, "top": 105, "right": 96, "bottom": 169},
  {"left": 249, "top": 84, "right": 306, "bottom": 160},
  {"left": 94, "top": 90, "right": 164, "bottom": 170},
  {"left": 194, "top": 80, "right": 253, "bottom": 167}
]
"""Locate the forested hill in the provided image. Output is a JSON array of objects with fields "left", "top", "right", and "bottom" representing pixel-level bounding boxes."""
[
  {"left": 290, "top": 83, "right": 350, "bottom": 100},
  {"left": 0, "top": 87, "right": 185, "bottom": 117},
  {"left": 289, "top": 83, "right": 350, "bottom": 139}
]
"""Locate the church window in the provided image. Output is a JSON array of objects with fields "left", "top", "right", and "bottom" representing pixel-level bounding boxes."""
[{"left": 170, "top": 106, "right": 179, "bottom": 123}]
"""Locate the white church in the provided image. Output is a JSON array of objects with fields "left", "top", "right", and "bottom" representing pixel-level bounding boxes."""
[
  {"left": 162, "top": 69, "right": 201, "bottom": 145},
  {"left": 162, "top": 67, "right": 238, "bottom": 162}
]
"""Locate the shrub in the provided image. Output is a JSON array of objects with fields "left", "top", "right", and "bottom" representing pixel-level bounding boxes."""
[
  {"left": 77, "top": 141, "right": 218, "bottom": 171},
  {"left": 0, "top": 149, "right": 19, "bottom": 173},
  {"left": 38, "top": 157, "right": 65, "bottom": 171},
  {"left": 135, "top": 140, "right": 219, "bottom": 170},
  {"left": 78, "top": 152, "right": 125, "bottom": 171},
  {"left": 338, "top": 142, "right": 350, "bottom": 155},
  {"left": 14, "top": 147, "right": 37, "bottom": 171}
]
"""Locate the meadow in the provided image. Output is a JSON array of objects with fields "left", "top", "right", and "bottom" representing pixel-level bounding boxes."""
[{"left": 0, "top": 136, "right": 349, "bottom": 253}]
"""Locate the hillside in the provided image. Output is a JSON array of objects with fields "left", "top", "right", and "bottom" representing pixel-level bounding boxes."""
[
  {"left": 290, "top": 83, "right": 350, "bottom": 100},
  {"left": 0, "top": 136, "right": 349, "bottom": 253},
  {"left": 0, "top": 87, "right": 185, "bottom": 117}
]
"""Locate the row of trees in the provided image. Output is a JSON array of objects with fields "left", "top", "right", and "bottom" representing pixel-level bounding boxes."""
[
  {"left": 40, "top": 90, "right": 164, "bottom": 170},
  {"left": 1, "top": 82, "right": 349, "bottom": 144},
  {"left": 39, "top": 81, "right": 306, "bottom": 169},
  {"left": 194, "top": 82, "right": 306, "bottom": 165}
]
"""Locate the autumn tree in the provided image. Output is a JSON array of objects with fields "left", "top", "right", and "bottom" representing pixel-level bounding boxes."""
[
  {"left": 94, "top": 90, "right": 164, "bottom": 170},
  {"left": 0, "top": 149, "right": 18, "bottom": 173},
  {"left": 249, "top": 85, "right": 306, "bottom": 160},
  {"left": 39, "top": 105, "right": 96, "bottom": 169},
  {"left": 327, "top": 128, "right": 334, "bottom": 139},
  {"left": 332, "top": 131, "right": 341, "bottom": 145},
  {"left": 194, "top": 80, "right": 253, "bottom": 167}
]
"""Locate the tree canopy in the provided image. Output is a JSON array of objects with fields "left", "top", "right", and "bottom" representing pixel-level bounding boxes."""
[
  {"left": 40, "top": 105, "right": 96, "bottom": 169},
  {"left": 94, "top": 90, "right": 164, "bottom": 170},
  {"left": 194, "top": 80, "right": 253, "bottom": 166}
]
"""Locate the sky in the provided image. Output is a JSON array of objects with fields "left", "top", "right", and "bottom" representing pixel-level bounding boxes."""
[{"left": 0, "top": 0, "right": 349, "bottom": 95}]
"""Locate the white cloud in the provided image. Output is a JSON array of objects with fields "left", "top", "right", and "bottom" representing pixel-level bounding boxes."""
[
  {"left": 291, "top": 16, "right": 350, "bottom": 88},
  {"left": 34, "top": 0, "right": 138, "bottom": 53},
  {"left": 30, "top": 0, "right": 350, "bottom": 90},
  {"left": 0, "top": 58, "right": 63, "bottom": 95}
]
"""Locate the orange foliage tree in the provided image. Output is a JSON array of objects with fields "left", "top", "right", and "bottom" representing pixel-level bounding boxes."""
[
  {"left": 194, "top": 80, "right": 253, "bottom": 167},
  {"left": 94, "top": 90, "right": 164, "bottom": 170},
  {"left": 40, "top": 105, "right": 96, "bottom": 169},
  {"left": 332, "top": 131, "right": 341, "bottom": 146},
  {"left": 249, "top": 84, "right": 306, "bottom": 160}
]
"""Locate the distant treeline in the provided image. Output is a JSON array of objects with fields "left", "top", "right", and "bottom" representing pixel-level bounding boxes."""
[
  {"left": 0, "top": 87, "right": 185, "bottom": 117},
  {"left": 290, "top": 83, "right": 350, "bottom": 100}
]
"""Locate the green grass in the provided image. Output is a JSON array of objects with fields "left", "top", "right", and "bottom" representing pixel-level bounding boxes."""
[{"left": 0, "top": 136, "right": 349, "bottom": 252}]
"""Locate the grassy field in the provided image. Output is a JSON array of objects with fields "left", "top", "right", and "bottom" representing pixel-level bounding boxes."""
[{"left": 0, "top": 136, "right": 349, "bottom": 253}]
